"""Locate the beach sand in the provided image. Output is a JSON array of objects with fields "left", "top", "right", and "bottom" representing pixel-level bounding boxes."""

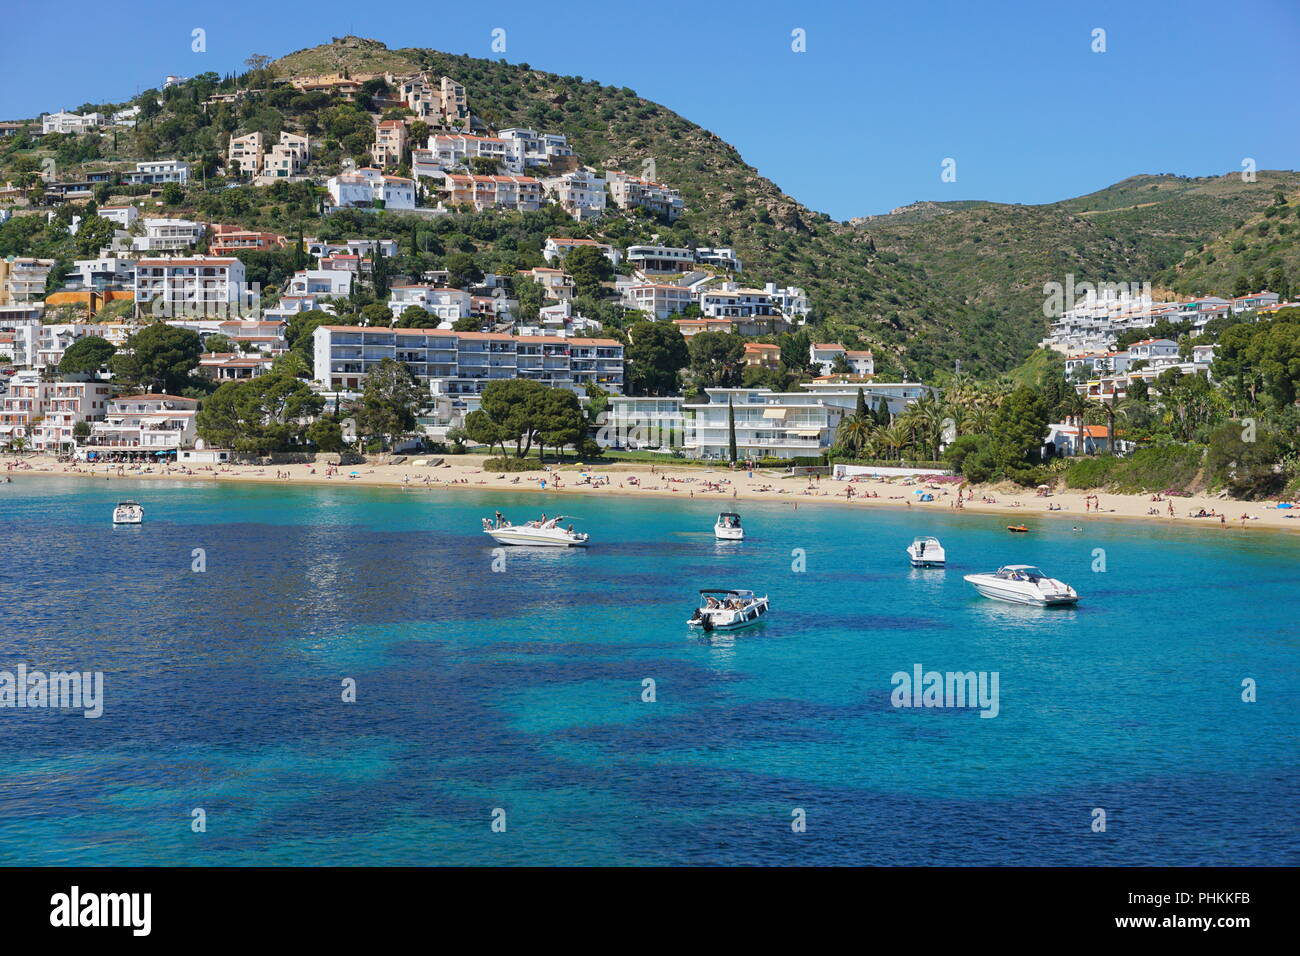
[{"left": 8, "top": 453, "right": 1299, "bottom": 535}]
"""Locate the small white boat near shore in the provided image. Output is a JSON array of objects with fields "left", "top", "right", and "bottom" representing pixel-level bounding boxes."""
[
  {"left": 687, "top": 589, "right": 768, "bottom": 632},
  {"left": 112, "top": 501, "right": 143, "bottom": 525},
  {"left": 906, "top": 535, "right": 945, "bottom": 567},
  {"left": 483, "top": 514, "right": 588, "bottom": 547},
  {"left": 714, "top": 512, "right": 744, "bottom": 541},
  {"left": 963, "top": 565, "right": 1079, "bottom": 607}
]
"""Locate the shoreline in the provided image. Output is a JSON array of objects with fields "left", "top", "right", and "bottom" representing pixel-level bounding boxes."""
[{"left": 7, "top": 454, "right": 1300, "bottom": 535}]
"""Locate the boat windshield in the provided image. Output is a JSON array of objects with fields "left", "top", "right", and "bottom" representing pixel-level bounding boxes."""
[
  {"left": 718, "top": 513, "right": 741, "bottom": 526},
  {"left": 1000, "top": 566, "right": 1045, "bottom": 581}
]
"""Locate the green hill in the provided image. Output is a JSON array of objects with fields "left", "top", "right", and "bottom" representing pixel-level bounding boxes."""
[{"left": 3, "top": 36, "right": 1297, "bottom": 380}]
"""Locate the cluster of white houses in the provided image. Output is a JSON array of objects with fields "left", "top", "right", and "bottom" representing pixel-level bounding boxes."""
[{"left": 1042, "top": 287, "right": 1290, "bottom": 354}]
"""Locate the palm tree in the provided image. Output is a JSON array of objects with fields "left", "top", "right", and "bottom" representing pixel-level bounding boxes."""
[
  {"left": 905, "top": 393, "right": 947, "bottom": 460},
  {"left": 1058, "top": 389, "right": 1090, "bottom": 456},
  {"left": 836, "top": 416, "right": 874, "bottom": 458}
]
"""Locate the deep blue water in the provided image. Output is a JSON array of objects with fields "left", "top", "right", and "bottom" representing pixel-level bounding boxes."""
[{"left": 0, "top": 476, "right": 1296, "bottom": 865}]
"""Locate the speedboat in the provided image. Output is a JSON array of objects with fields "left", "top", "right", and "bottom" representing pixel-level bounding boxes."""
[
  {"left": 963, "top": 565, "right": 1079, "bottom": 606},
  {"left": 112, "top": 501, "right": 144, "bottom": 525},
  {"left": 906, "top": 535, "right": 945, "bottom": 568},
  {"left": 1007, "top": 524, "right": 1029, "bottom": 533},
  {"left": 714, "top": 512, "right": 744, "bottom": 540},
  {"left": 687, "top": 589, "right": 769, "bottom": 632},
  {"left": 483, "top": 514, "right": 588, "bottom": 547}
]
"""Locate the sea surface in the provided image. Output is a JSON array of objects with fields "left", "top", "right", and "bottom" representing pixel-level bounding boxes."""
[{"left": 0, "top": 476, "right": 1296, "bottom": 866}]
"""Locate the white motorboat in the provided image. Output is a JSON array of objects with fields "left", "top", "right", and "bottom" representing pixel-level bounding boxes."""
[
  {"left": 112, "top": 501, "right": 144, "bottom": 525},
  {"left": 714, "top": 512, "right": 744, "bottom": 540},
  {"left": 483, "top": 514, "right": 588, "bottom": 547},
  {"left": 687, "top": 588, "right": 769, "bottom": 632},
  {"left": 906, "top": 535, "right": 945, "bottom": 567},
  {"left": 963, "top": 565, "right": 1079, "bottom": 606}
]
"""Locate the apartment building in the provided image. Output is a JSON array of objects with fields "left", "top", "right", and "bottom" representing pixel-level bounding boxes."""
[
  {"left": 442, "top": 174, "right": 543, "bottom": 212},
  {"left": 606, "top": 171, "right": 684, "bottom": 221},
  {"left": 698, "top": 285, "right": 779, "bottom": 319},
  {"left": 1232, "top": 291, "right": 1280, "bottom": 313},
  {"left": 386, "top": 285, "right": 472, "bottom": 323},
  {"left": 327, "top": 168, "right": 416, "bottom": 210},
  {"left": 133, "top": 256, "right": 247, "bottom": 317},
  {"left": 372, "top": 120, "right": 408, "bottom": 167},
  {"left": 313, "top": 326, "right": 624, "bottom": 397},
  {"left": 32, "top": 380, "right": 113, "bottom": 452},
  {"left": 227, "top": 132, "right": 264, "bottom": 175},
  {"left": 541, "top": 170, "right": 606, "bottom": 220},
  {"left": 497, "top": 128, "right": 573, "bottom": 172},
  {"left": 685, "top": 388, "right": 846, "bottom": 460},
  {"left": 419, "top": 133, "right": 509, "bottom": 172},
  {"left": 131, "top": 218, "right": 205, "bottom": 253},
  {"left": 627, "top": 244, "right": 695, "bottom": 274},
  {"left": 259, "top": 133, "right": 311, "bottom": 182},
  {"left": 0, "top": 257, "right": 55, "bottom": 304},
  {"left": 601, "top": 395, "right": 689, "bottom": 450},
  {"left": 399, "top": 74, "right": 468, "bottom": 126},
  {"left": 84, "top": 393, "right": 199, "bottom": 455},
  {"left": 228, "top": 132, "right": 310, "bottom": 179},
  {"left": 0, "top": 371, "right": 48, "bottom": 447},
  {"left": 122, "top": 160, "right": 190, "bottom": 185},
  {"left": 622, "top": 282, "right": 693, "bottom": 320}
]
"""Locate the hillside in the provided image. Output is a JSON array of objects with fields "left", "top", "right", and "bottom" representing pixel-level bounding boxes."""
[
  {"left": 856, "top": 171, "right": 1300, "bottom": 344},
  {"left": 4, "top": 36, "right": 1298, "bottom": 380}
]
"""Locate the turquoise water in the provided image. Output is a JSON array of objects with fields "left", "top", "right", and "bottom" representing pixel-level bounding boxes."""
[{"left": 0, "top": 476, "right": 1296, "bottom": 865}]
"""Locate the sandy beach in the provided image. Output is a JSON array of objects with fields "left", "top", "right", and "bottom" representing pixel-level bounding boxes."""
[{"left": 7, "top": 452, "right": 1300, "bottom": 534}]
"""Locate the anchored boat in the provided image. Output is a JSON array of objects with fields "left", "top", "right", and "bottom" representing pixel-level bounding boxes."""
[
  {"left": 112, "top": 501, "right": 144, "bottom": 525},
  {"left": 906, "top": 535, "right": 945, "bottom": 568},
  {"left": 687, "top": 588, "right": 769, "bottom": 632},
  {"left": 714, "top": 512, "right": 744, "bottom": 541},
  {"left": 482, "top": 514, "right": 588, "bottom": 547},
  {"left": 963, "top": 565, "right": 1079, "bottom": 607}
]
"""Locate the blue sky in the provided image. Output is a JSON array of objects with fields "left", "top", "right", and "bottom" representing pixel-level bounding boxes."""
[{"left": 2, "top": 0, "right": 1296, "bottom": 219}]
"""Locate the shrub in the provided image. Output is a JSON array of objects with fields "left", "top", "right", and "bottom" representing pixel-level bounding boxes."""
[{"left": 484, "top": 457, "right": 538, "bottom": 472}]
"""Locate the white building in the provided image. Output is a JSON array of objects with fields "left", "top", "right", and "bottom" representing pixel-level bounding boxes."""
[
  {"left": 606, "top": 171, "right": 683, "bottom": 221},
  {"left": 387, "top": 285, "right": 472, "bottom": 323},
  {"left": 810, "top": 342, "right": 874, "bottom": 376},
  {"left": 685, "top": 388, "right": 845, "bottom": 460},
  {"left": 73, "top": 254, "right": 135, "bottom": 290},
  {"left": 33, "top": 380, "right": 113, "bottom": 452},
  {"left": 497, "top": 128, "right": 573, "bottom": 173},
  {"left": 133, "top": 256, "right": 247, "bottom": 317},
  {"left": 695, "top": 248, "right": 742, "bottom": 272},
  {"left": 42, "top": 111, "right": 104, "bottom": 135},
  {"left": 131, "top": 218, "right": 205, "bottom": 253},
  {"left": 627, "top": 244, "right": 695, "bottom": 274},
  {"left": 543, "top": 237, "right": 620, "bottom": 266},
  {"left": 313, "top": 326, "right": 624, "bottom": 399},
  {"left": 98, "top": 205, "right": 140, "bottom": 229},
  {"left": 0, "top": 257, "right": 55, "bottom": 304},
  {"left": 84, "top": 393, "right": 199, "bottom": 455},
  {"left": 122, "top": 160, "right": 190, "bottom": 185},
  {"left": 327, "top": 168, "right": 416, "bottom": 210},
  {"left": 622, "top": 283, "right": 693, "bottom": 320},
  {"left": 286, "top": 269, "right": 353, "bottom": 299},
  {"left": 542, "top": 169, "right": 606, "bottom": 220}
]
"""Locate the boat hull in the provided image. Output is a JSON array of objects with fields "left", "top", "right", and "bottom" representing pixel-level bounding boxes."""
[
  {"left": 714, "top": 527, "right": 744, "bottom": 541},
  {"left": 964, "top": 576, "right": 1078, "bottom": 607},
  {"left": 485, "top": 528, "right": 586, "bottom": 547},
  {"left": 687, "top": 598, "right": 768, "bottom": 631}
]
